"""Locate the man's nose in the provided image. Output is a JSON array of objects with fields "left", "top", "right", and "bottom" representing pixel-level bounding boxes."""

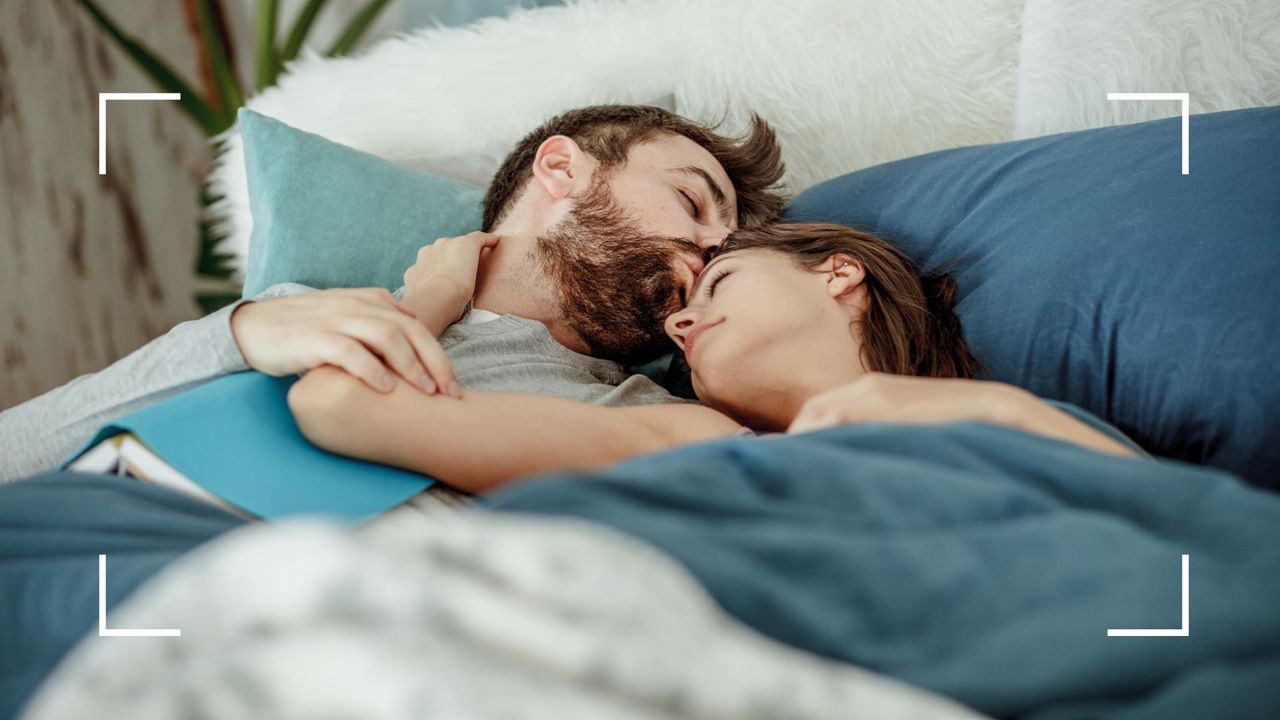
[{"left": 694, "top": 223, "right": 731, "bottom": 251}]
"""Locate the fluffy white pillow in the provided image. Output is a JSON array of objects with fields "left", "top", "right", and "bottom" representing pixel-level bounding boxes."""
[
  {"left": 394, "top": 94, "right": 677, "bottom": 187},
  {"left": 209, "top": 0, "right": 1280, "bottom": 276},
  {"left": 1014, "top": 0, "right": 1280, "bottom": 138},
  {"left": 207, "top": 0, "right": 1026, "bottom": 274}
]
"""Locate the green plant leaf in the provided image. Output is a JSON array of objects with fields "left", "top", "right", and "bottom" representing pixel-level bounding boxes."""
[
  {"left": 255, "top": 0, "right": 281, "bottom": 90},
  {"left": 195, "top": 185, "right": 243, "bottom": 312},
  {"left": 281, "top": 0, "right": 331, "bottom": 62},
  {"left": 73, "top": 0, "right": 226, "bottom": 134},
  {"left": 196, "top": 187, "right": 238, "bottom": 280},
  {"left": 196, "top": 219, "right": 238, "bottom": 279},
  {"left": 195, "top": 291, "right": 244, "bottom": 315},
  {"left": 326, "top": 0, "right": 392, "bottom": 57},
  {"left": 194, "top": 0, "right": 244, "bottom": 123}
]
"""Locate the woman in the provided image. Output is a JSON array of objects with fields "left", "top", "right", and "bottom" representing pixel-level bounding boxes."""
[{"left": 289, "top": 224, "right": 1139, "bottom": 493}]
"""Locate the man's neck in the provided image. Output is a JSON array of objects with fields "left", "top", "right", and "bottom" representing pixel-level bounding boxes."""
[{"left": 471, "top": 229, "right": 592, "bottom": 356}]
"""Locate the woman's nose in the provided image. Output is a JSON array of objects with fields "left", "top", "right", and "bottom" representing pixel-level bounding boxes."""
[{"left": 665, "top": 308, "right": 702, "bottom": 349}]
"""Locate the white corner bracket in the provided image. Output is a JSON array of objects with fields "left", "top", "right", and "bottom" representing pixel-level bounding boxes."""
[
  {"left": 99, "top": 554, "right": 181, "bottom": 637},
  {"left": 1106, "top": 92, "right": 1190, "bottom": 175},
  {"left": 1107, "top": 554, "right": 1190, "bottom": 637},
  {"left": 97, "top": 92, "right": 182, "bottom": 175}
]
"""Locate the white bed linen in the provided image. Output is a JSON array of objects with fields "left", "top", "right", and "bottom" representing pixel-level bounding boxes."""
[{"left": 23, "top": 510, "right": 988, "bottom": 720}]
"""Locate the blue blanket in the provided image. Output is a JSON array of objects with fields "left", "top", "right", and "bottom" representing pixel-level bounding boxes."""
[
  {"left": 5, "top": 423, "right": 1278, "bottom": 719},
  {"left": 482, "top": 422, "right": 1280, "bottom": 719},
  {"left": 0, "top": 473, "right": 246, "bottom": 719}
]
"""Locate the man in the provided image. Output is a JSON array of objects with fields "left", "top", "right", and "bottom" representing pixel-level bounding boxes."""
[{"left": 0, "top": 105, "right": 785, "bottom": 483}]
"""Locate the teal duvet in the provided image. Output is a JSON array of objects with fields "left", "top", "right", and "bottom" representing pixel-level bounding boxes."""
[
  {"left": 4, "top": 419, "right": 1278, "bottom": 719},
  {"left": 485, "top": 421, "right": 1280, "bottom": 718}
]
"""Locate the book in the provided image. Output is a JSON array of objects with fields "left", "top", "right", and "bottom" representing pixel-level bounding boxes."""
[{"left": 64, "top": 371, "right": 434, "bottom": 523}]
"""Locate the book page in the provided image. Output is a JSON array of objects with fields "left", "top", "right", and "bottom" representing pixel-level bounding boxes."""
[
  {"left": 66, "top": 436, "right": 123, "bottom": 474},
  {"left": 118, "top": 436, "right": 255, "bottom": 520}
]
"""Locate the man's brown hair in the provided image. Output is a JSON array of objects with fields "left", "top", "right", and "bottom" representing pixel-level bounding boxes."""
[{"left": 482, "top": 104, "right": 787, "bottom": 231}]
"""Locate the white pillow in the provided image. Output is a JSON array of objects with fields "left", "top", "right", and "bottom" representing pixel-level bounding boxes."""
[
  {"left": 206, "top": 0, "right": 1027, "bottom": 275},
  {"left": 1014, "top": 0, "right": 1280, "bottom": 139},
  {"left": 394, "top": 94, "right": 677, "bottom": 188}
]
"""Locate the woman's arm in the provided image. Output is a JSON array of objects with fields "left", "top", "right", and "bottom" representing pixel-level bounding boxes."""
[
  {"left": 988, "top": 390, "right": 1138, "bottom": 457},
  {"left": 787, "top": 373, "right": 1138, "bottom": 457},
  {"left": 287, "top": 366, "right": 741, "bottom": 493}
]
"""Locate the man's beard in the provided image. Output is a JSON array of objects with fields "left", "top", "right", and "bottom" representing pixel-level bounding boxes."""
[{"left": 536, "top": 174, "right": 702, "bottom": 365}]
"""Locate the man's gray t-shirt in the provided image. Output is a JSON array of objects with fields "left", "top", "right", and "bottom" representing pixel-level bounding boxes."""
[
  {"left": 438, "top": 308, "right": 677, "bottom": 407},
  {"left": 0, "top": 283, "right": 679, "bottom": 483}
]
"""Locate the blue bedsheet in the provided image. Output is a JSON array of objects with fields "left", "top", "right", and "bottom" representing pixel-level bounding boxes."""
[
  {"left": 483, "top": 422, "right": 1280, "bottom": 719},
  {"left": 0, "top": 472, "right": 246, "bottom": 719}
]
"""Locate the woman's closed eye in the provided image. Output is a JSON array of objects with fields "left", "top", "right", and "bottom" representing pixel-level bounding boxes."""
[{"left": 701, "top": 268, "right": 730, "bottom": 298}]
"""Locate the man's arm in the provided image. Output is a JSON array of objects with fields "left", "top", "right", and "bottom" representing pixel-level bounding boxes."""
[
  {"left": 0, "top": 282, "right": 461, "bottom": 484},
  {"left": 0, "top": 284, "right": 302, "bottom": 483},
  {"left": 288, "top": 366, "right": 741, "bottom": 494},
  {"left": 0, "top": 280, "right": 445, "bottom": 481}
]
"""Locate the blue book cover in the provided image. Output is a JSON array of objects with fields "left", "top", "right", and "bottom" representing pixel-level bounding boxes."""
[{"left": 63, "top": 371, "right": 434, "bottom": 522}]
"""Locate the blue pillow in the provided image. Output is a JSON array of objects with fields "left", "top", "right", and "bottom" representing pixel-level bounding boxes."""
[
  {"left": 238, "top": 109, "right": 484, "bottom": 297},
  {"left": 785, "top": 107, "right": 1280, "bottom": 488}
]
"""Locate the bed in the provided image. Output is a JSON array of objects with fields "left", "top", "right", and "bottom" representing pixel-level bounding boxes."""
[{"left": 3, "top": 0, "right": 1280, "bottom": 717}]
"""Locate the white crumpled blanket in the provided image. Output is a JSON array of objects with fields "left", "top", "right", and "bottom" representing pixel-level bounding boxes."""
[{"left": 23, "top": 510, "right": 986, "bottom": 720}]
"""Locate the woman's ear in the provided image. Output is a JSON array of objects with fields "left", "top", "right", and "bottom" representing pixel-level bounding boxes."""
[
  {"left": 531, "top": 135, "right": 592, "bottom": 200},
  {"left": 820, "top": 253, "right": 866, "bottom": 301}
]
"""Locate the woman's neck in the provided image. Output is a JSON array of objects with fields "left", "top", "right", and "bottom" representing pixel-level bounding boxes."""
[{"left": 744, "top": 368, "right": 867, "bottom": 432}]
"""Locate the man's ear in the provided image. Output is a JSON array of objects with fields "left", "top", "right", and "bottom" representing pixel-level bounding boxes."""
[{"left": 531, "top": 135, "right": 592, "bottom": 201}]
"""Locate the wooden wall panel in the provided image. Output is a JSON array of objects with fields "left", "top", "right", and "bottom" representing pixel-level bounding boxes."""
[{"left": 0, "top": 0, "right": 209, "bottom": 409}]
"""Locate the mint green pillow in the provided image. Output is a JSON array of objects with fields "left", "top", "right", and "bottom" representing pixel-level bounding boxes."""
[{"left": 239, "top": 109, "right": 484, "bottom": 297}]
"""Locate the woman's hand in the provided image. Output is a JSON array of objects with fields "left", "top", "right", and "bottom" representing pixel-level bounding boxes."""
[
  {"left": 787, "top": 373, "right": 1135, "bottom": 456},
  {"left": 400, "top": 232, "right": 501, "bottom": 331},
  {"left": 231, "top": 288, "right": 458, "bottom": 396}
]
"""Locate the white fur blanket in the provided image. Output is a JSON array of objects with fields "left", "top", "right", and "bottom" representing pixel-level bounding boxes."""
[
  {"left": 22, "top": 513, "right": 985, "bottom": 720},
  {"left": 207, "top": 0, "right": 1280, "bottom": 274},
  {"left": 208, "top": 0, "right": 1027, "bottom": 271}
]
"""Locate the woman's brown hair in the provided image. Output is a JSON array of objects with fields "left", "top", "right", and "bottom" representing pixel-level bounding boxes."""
[{"left": 715, "top": 223, "right": 981, "bottom": 379}]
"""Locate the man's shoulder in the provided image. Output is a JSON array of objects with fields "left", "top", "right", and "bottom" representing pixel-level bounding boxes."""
[{"left": 602, "top": 373, "right": 693, "bottom": 407}]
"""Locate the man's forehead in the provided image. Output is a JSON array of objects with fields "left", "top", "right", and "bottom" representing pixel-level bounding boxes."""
[
  {"left": 629, "top": 135, "right": 738, "bottom": 219},
  {"left": 633, "top": 136, "right": 734, "bottom": 189}
]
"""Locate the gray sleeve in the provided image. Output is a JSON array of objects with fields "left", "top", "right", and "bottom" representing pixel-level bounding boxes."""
[
  {"left": 0, "top": 283, "right": 315, "bottom": 483},
  {"left": 601, "top": 373, "right": 695, "bottom": 407}
]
